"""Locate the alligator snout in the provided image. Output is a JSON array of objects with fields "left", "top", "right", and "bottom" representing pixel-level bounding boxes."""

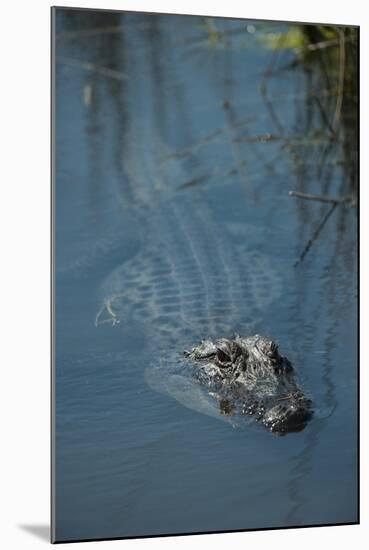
[{"left": 262, "top": 396, "right": 313, "bottom": 434}]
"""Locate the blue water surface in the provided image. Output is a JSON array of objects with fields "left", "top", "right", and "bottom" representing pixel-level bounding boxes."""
[{"left": 54, "top": 9, "right": 358, "bottom": 542}]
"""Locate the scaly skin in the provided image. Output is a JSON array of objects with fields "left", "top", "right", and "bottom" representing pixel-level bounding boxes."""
[{"left": 184, "top": 335, "right": 313, "bottom": 435}]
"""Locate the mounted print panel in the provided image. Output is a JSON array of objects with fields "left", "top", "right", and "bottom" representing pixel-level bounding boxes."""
[{"left": 51, "top": 6, "right": 358, "bottom": 543}]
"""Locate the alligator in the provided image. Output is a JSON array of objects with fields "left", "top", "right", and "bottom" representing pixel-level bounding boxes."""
[
  {"left": 94, "top": 119, "right": 317, "bottom": 433},
  {"left": 184, "top": 335, "right": 313, "bottom": 434},
  {"left": 95, "top": 123, "right": 298, "bottom": 432}
]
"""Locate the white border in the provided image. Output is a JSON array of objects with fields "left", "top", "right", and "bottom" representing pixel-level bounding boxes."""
[{"left": 1, "top": 1, "right": 366, "bottom": 548}]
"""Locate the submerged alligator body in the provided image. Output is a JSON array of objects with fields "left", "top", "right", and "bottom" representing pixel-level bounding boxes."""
[
  {"left": 184, "top": 335, "right": 313, "bottom": 434},
  {"left": 96, "top": 127, "right": 283, "bottom": 347}
]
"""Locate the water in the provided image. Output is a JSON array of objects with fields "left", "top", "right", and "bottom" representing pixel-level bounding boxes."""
[{"left": 53, "top": 9, "right": 358, "bottom": 542}]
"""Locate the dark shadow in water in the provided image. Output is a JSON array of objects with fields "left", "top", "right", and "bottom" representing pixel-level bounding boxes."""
[{"left": 18, "top": 524, "right": 50, "bottom": 542}]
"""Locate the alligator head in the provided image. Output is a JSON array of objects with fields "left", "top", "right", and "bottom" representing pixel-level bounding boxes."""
[{"left": 184, "top": 335, "right": 313, "bottom": 435}]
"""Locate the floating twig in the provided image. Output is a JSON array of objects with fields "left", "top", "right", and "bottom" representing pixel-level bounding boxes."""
[
  {"left": 294, "top": 203, "right": 337, "bottom": 267},
  {"left": 56, "top": 56, "right": 128, "bottom": 82},
  {"left": 178, "top": 174, "right": 211, "bottom": 190},
  {"left": 234, "top": 133, "right": 279, "bottom": 143},
  {"left": 312, "top": 93, "right": 336, "bottom": 137},
  {"left": 161, "top": 116, "right": 254, "bottom": 164},
  {"left": 295, "top": 33, "right": 355, "bottom": 54},
  {"left": 289, "top": 190, "right": 353, "bottom": 204},
  {"left": 260, "top": 82, "right": 285, "bottom": 135},
  {"left": 259, "top": 32, "right": 287, "bottom": 136},
  {"left": 332, "top": 28, "right": 346, "bottom": 131}
]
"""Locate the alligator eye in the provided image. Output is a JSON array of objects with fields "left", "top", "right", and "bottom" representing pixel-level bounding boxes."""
[{"left": 216, "top": 347, "right": 231, "bottom": 364}]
